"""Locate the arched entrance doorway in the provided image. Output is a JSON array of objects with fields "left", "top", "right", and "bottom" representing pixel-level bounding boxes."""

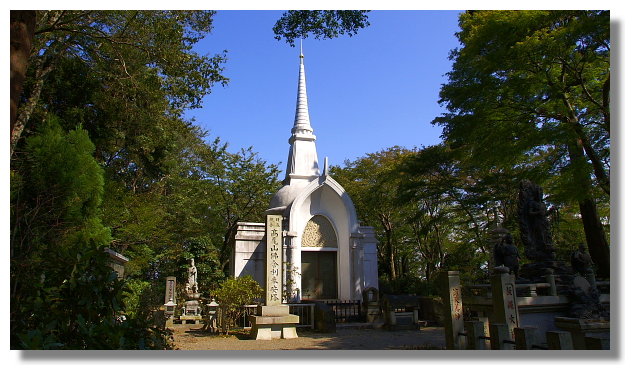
[{"left": 300, "top": 215, "right": 338, "bottom": 299}]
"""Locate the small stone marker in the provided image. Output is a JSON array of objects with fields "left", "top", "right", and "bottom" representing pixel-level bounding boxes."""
[
  {"left": 465, "top": 320, "right": 486, "bottom": 350},
  {"left": 546, "top": 330, "right": 574, "bottom": 350},
  {"left": 585, "top": 336, "right": 610, "bottom": 350},
  {"left": 490, "top": 322, "right": 514, "bottom": 350},
  {"left": 514, "top": 326, "right": 541, "bottom": 350}
]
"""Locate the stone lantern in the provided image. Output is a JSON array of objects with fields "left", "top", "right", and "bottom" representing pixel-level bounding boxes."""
[{"left": 206, "top": 298, "right": 220, "bottom": 333}]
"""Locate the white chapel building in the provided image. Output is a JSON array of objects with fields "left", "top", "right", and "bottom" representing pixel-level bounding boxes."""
[{"left": 231, "top": 48, "right": 379, "bottom": 302}]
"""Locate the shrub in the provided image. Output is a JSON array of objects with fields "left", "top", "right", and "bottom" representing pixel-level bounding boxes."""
[
  {"left": 12, "top": 243, "right": 173, "bottom": 349},
  {"left": 211, "top": 276, "right": 263, "bottom": 333}
]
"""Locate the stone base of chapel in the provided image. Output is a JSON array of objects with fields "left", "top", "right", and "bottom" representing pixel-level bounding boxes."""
[{"left": 249, "top": 305, "right": 299, "bottom": 340}]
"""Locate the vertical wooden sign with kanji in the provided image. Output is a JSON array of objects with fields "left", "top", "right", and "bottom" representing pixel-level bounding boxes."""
[{"left": 266, "top": 215, "right": 283, "bottom": 306}]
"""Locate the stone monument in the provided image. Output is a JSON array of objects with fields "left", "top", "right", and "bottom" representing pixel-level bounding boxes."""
[
  {"left": 164, "top": 276, "right": 177, "bottom": 321},
  {"left": 180, "top": 258, "right": 202, "bottom": 323},
  {"left": 249, "top": 214, "right": 299, "bottom": 340}
]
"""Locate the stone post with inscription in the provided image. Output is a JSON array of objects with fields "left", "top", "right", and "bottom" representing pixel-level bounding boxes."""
[
  {"left": 491, "top": 270, "right": 520, "bottom": 340},
  {"left": 439, "top": 271, "right": 466, "bottom": 349},
  {"left": 249, "top": 215, "right": 299, "bottom": 340},
  {"left": 163, "top": 276, "right": 177, "bottom": 324},
  {"left": 266, "top": 215, "right": 283, "bottom": 305}
]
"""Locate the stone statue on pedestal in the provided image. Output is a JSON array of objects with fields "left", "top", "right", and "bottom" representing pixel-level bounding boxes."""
[
  {"left": 518, "top": 180, "right": 555, "bottom": 261},
  {"left": 180, "top": 258, "right": 201, "bottom": 323},
  {"left": 186, "top": 258, "right": 198, "bottom": 296},
  {"left": 494, "top": 233, "right": 520, "bottom": 276}
]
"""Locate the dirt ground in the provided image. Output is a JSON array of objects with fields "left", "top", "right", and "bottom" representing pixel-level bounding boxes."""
[{"left": 169, "top": 323, "right": 446, "bottom": 350}]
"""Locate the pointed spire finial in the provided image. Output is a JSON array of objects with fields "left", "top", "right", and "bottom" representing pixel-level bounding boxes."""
[{"left": 300, "top": 38, "right": 304, "bottom": 60}]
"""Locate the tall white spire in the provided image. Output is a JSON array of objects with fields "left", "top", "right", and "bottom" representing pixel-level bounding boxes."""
[
  {"left": 285, "top": 42, "right": 320, "bottom": 184},
  {"left": 292, "top": 39, "right": 312, "bottom": 133}
]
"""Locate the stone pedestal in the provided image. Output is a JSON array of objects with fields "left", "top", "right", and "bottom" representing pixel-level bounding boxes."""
[
  {"left": 179, "top": 295, "right": 202, "bottom": 324},
  {"left": 249, "top": 305, "right": 299, "bottom": 340}
]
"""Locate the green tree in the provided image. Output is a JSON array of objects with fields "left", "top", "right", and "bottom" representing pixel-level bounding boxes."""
[
  {"left": 331, "top": 147, "right": 412, "bottom": 283},
  {"left": 10, "top": 118, "right": 170, "bottom": 349},
  {"left": 400, "top": 145, "right": 526, "bottom": 281},
  {"left": 11, "top": 117, "right": 111, "bottom": 278},
  {"left": 101, "top": 128, "right": 279, "bottom": 292},
  {"left": 332, "top": 147, "right": 444, "bottom": 293},
  {"left": 213, "top": 147, "right": 281, "bottom": 274},
  {"left": 12, "top": 10, "right": 228, "bottom": 160},
  {"left": 273, "top": 10, "right": 371, "bottom": 46},
  {"left": 433, "top": 10, "right": 610, "bottom": 277}
]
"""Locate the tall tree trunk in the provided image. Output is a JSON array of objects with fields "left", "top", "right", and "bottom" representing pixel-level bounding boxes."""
[
  {"left": 562, "top": 94, "right": 610, "bottom": 196},
  {"left": 386, "top": 229, "right": 397, "bottom": 281},
  {"left": 578, "top": 198, "right": 610, "bottom": 278},
  {"left": 220, "top": 220, "right": 239, "bottom": 276},
  {"left": 567, "top": 137, "right": 610, "bottom": 278},
  {"left": 10, "top": 10, "right": 36, "bottom": 146},
  {"left": 379, "top": 214, "right": 397, "bottom": 281}
]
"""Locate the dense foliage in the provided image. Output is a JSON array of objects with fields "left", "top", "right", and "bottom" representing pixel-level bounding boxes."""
[{"left": 273, "top": 10, "right": 371, "bottom": 46}]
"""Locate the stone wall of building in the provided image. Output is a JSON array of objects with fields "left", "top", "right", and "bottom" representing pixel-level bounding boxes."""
[{"left": 233, "top": 222, "right": 266, "bottom": 287}]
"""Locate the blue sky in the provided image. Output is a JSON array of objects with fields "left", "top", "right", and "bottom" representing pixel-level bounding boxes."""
[{"left": 185, "top": 10, "right": 463, "bottom": 175}]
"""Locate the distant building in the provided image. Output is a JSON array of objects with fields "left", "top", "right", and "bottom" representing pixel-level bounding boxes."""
[{"left": 232, "top": 47, "right": 379, "bottom": 301}]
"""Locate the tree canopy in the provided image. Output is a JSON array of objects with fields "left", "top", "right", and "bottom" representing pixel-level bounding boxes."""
[
  {"left": 273, "top": 10, "right": 371, "bottom": 46},
  {"left": 433, "top": 10, "right": 610, "bottom": 277}
]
